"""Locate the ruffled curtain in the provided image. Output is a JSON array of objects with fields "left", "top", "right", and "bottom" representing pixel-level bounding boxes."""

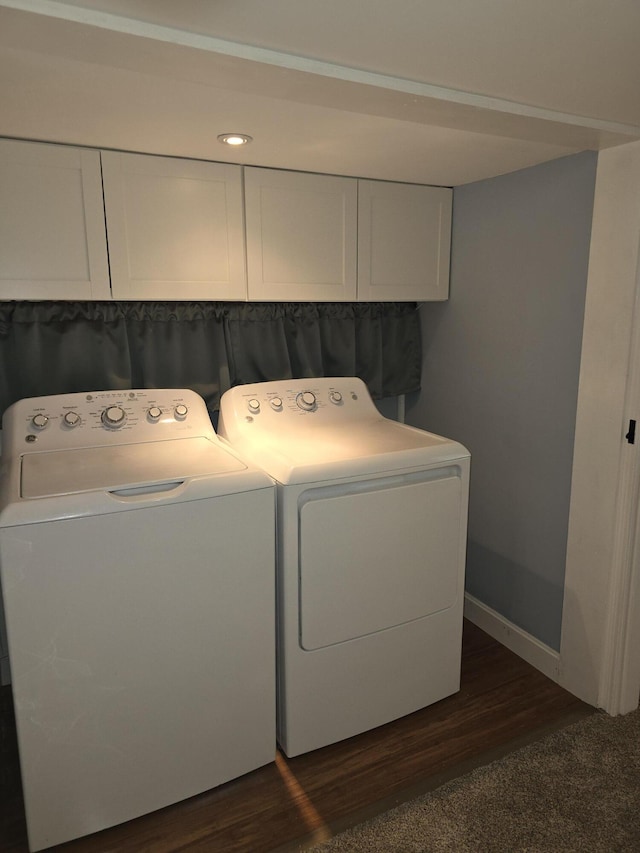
[{"left": 0, "top": 301, "right": 421, "bottom": 418}]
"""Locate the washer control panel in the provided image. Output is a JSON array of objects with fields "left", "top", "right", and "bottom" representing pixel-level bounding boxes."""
[{"left": 2, "top": 388, "right": 214, "bottom": 453}]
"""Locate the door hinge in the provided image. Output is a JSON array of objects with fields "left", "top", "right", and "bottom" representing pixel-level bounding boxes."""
[{"left": 626, "top": 419, "right": 636, "bottom": 444}]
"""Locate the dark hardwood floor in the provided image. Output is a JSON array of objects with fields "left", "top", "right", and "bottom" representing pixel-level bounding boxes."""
[{"left": 0, "top": 621, "right": 591, "bottom": 852}]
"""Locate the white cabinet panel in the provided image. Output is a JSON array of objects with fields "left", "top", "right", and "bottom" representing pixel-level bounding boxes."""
[
  {"left": 358, "top": 180, "right": 452, "bottom": 301},
  {"left": 0, "top": 139, "right": 110, "bottom": 300},
  {"left": 245, "top": 167, "right": 358, "bottom": 301},
  {"left": 102, "top": 152, "right": 246, "bottom": 300}
]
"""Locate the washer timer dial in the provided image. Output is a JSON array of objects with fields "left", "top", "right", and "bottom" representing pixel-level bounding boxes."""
[
  {"left": 101, "top": 405, "right": 127, "bottom": 429},
  {"left": 296, "top": 391, "right": 317, "bottom": 411}
]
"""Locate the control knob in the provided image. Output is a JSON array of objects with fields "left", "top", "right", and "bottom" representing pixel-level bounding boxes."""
[
  {"left": 270, "top": 397, "right": 283, "bottom": 411},
  {"left": 329, "top": 391, "right": 343, "bottom": 405},
  {"left": 63, "top": 411, "right": 81, "bottom": 428},
  {"left": 102, "top": 405, "right": 127, "bottom": 429},
  {"left": 247, "top": 398, "right": 261, "bottom": 413},
  {"left": 296, "top": 391, "right": 317, "bottom": 411},
  {"left": 174, "top": 404, "right": 188, "bottom": 420},
  {"left": 148, "top": 406, "right": 162, "bottom": 422},
  {"left": 31, "top": 413, "right": 49, "bottom": 430}
]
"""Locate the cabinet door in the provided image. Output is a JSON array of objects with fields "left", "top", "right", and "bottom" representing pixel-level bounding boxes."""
[
  {"left": 102, "top": 152, "right": 246, "bottom": 300},
  {"left": 245, "top": 167, "right": 358, "bottom": 301},
  {"left": 358, "top": 180, "right": 452, "bottom": 301},
  {"left": 0, "top": 139, "right": 110, "bottom": 300}
]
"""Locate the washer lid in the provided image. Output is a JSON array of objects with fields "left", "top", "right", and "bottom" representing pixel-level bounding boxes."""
[{"left": 20, "top": 437, "right": 246, "bottom": 498}]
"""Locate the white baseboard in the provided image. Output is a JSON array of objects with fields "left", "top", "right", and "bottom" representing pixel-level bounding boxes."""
[{"left": 464, "top": 593, "right": 561, "bottom": 683}]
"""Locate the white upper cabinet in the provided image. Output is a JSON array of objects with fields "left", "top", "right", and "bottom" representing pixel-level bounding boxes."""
[
  {"left": 245, "top": 168, "right": 451, "bottom": 302},
  {"left": 0, "top": 139, "right": 451, "bottom": 303},
  {"left": 0, "top": 139, "right": 110, "bottom": 300},
  {"left": 245, "top": 167, "right": 358, "bottom": 301},
  {"left": 358, "top": 180, "right": 452, "bottom": 302},
  {"left": 102, "top": 152, "right": 247, "bottom": 301}
]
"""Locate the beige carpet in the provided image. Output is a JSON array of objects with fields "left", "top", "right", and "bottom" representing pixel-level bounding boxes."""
[{"left": 306, "top": 709, "right": 640, "bottom": 852}]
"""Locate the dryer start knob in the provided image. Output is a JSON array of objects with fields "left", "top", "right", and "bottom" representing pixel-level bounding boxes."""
[
  {"left": 174, "top": 404, "right": 188, "bottom": 420},
  {"left": 102, "top": 405, "right": 127, "bottom": 428},
  {"left": 296, "top": 391, "right": 317, "bottom": 411}
]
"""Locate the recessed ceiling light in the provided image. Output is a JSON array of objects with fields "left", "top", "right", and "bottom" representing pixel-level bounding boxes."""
[{"left": 217, "top": 133, "right": 253, "bottom": 146}]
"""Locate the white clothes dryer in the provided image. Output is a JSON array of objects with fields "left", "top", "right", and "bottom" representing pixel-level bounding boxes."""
[
  {"left": 218, "top": 376, "right": 470, "bottom": 757},
  {"left": 0, "top": 389, "right": 275, "bottom": 852}
]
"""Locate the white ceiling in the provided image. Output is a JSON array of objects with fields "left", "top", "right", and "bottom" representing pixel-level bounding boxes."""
[{"left": 1, "top": 0, "right": 639, "bottom": 185}]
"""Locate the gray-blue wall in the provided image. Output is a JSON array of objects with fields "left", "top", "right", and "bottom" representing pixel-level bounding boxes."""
[{"left": 406, "top": 151, "right": 598, "bottom": 650}]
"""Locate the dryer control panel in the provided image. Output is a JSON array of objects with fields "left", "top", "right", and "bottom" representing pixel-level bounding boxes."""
[
  {"left": 2, "top": 388, "right": 215, "bottom": 454},
  {"left": 219, "top": 376, "right": 377, "bottom": 426}
]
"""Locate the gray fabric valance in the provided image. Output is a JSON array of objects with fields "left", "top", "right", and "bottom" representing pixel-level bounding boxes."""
[{"left": 0, "top": 301, "right": 421, "bottom": 419}]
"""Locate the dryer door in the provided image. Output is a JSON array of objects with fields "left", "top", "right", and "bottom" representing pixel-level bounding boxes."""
[{"left": 298, "top": 467, "right": 465, "bottom": 650}]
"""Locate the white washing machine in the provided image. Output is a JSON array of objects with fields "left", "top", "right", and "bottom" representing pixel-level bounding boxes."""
[
  {"left": 218, "top": 376, "right": 470, "bottom": 758},
  {"left": 0, "top": 389, "right": 275, "bottom": 852}
]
